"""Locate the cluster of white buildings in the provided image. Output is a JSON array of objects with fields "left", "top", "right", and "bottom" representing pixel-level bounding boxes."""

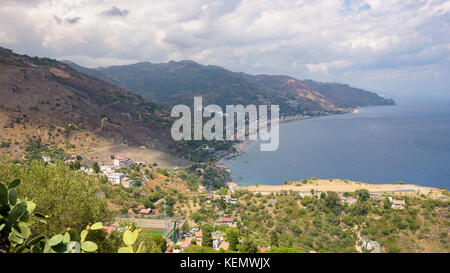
[
  {"left": 206, "top": 194, "right": 238, "bottom": 204},
  {"left": 100, "top": 155, "right": 135, "bottom": 188}
]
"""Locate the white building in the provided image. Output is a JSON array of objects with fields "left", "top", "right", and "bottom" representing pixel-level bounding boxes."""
[
  {"left": 101, "top": 165, "right": 117, "bottom": 174},
  {"left": 392, "top": 199, "right": 406, "bottom": 209},
  {"left": 225, "top": 195, "right": 238, "bottom": 204},
  {"left": 212, "top": 235, "right": 223, "bottom": 250},
  {"left": 114, "top": 155, "right": 133, "bottom": 168},
  {"left": 107, "top": 173, "right": 125, "bottom": 185},
  {"left": 226, "top": 182, "right": 239, "bottom": 192},
  {"left": 121, "top": 178, "right": 135, "bottom": 188},
  {"left": 42, "top": 156, "right": 51, "bottom": 164},
  {"left": 299, "top": 192, "right": 313, "bottom": 197}
]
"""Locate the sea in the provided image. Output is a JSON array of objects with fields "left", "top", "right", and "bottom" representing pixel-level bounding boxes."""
[{"left": 225, "top": 97, "right": 450, "bottom": 189}]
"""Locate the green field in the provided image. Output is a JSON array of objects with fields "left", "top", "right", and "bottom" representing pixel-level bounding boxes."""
[{"left": 143, "top": 228, "right": 169, "bottom": 236}]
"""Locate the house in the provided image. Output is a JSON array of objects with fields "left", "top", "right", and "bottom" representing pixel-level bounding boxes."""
[
  {"left": 392, "top": 199, "right": 406, "bottom": 209},
  {"left": 194, "top": 231, "right": 203, "bottom": 245},
  {"left": 179, "top": 237, "right": 193, "bottom": 251},
  {"left": 138, "top": 208, "right": 152, "bottom": 215},
  {"left": 121, "top": 178, "right": 135, "bottom": 188},
  {"left": 226, "top": 182, "right": 239, "bottom": 192},
  {"left": 259, "top": 247, "right": 270, "bottom": 253},
  {"left": 42, "top": 156, "right": 51, "bottom": 164},
  {"left": 218, "top": 241, "right": 229, "bottom": 251},
  {"left": 104, "top": 226, "right": 117, "bottom": 234},
  {"left": 100, "top": 165, "right": 116, "bottom": 174},
  {"left": 225, "top": 195, "right": 238, "bottom": 204},
  {"left": 299, "top": 192, "right": 312, "bottom": 197},
  {"left": 267, "top": 199, "right": 277, "bottom": 205},
  {"left": 218, "top": 217, "right": 235, "bottom": 226},
  {"left": 338, "top": 193, "right": 357, "bottom": 205},
  {"left": 340, "top": 196, "right": 357, "bottom": 205},
  {"left": 212, "top": 235, "right": 223, "bottom": 249},
  {"left": 114, "top": 155, "right": 133, "bottom": 168},
  {"left": 106, "top": 172, "right": 125, "bottom": 185},
  {"left": 370, "top": 194, "right": 382, "bottom": 200},
  {"left": 80, "top": 167, "right": 94, "bottom": 174},
  {"left": 201, "top": 144, "right": 213, "bottom": 151}
]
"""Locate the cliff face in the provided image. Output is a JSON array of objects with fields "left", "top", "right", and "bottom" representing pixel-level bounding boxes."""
[{"left": 0, "top": 47, "right": 176, "bottom": 152}]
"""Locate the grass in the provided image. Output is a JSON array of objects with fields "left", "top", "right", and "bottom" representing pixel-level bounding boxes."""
[{"left": 143, "top": 228, "right": 169, "bottom": 236}]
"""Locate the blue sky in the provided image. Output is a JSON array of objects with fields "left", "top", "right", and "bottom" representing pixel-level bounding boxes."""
[{"left": 0, "top": 0, "right": 449, "bottom": 98}]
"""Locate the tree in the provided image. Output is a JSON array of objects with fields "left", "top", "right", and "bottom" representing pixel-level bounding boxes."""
[
  {"left": 270, "top": 230, "right": 279, "bottom": 247},
  {"left": 225, "top": 227, "right": 239, "bottom": 251},
  {"left": 135, "top": 233, "right": 167, "bottom": 253},
  {"left": 325, "top": 191, "right": 341, "bottom": 210},
  {"left": 183, "top": 245, "right": 216, "bottom": 253},
  {"left": 383, "top": 197, "right": 391, "bottom": 210},
  {"left": 190, "top": 212, "right": 202, "bottom": 223},
  {"left": 92, "top": 162, "right": 100, "bottom": 173},
  {"left": 356, "top": 189, "right": 370, "bottom": 202},
  {"left": 202, "top": 225, "right": 213, "bottom": 248},
  {"left": 0, "top": 161, "right": 111, "bottom": 237},
  {"left": 240, "top": 238, "right": 258, "bottom": 253}
]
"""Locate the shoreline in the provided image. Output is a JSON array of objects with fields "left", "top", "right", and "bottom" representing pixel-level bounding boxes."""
[
  {"left": 241, "top": 179, "right": 449, "bottom": 199},
  {"left": 220, "top": 111, "right": 352, "bottom": 161},
  {"left": 217, "top": 104, "right": 449, "bottom": 193},
  {"left": 217, "top": 108, "right": 358, "bottom": 168}
]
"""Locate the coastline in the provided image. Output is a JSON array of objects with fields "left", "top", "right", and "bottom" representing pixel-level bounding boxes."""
[
  {"left": 217, "top": 103, "right": 448, "bottom": 192},
  {"left": 217, "top": 108, "right": 357, "bottom": 163},
  {"left": 241, "top": 179, "right": 449, "bottom": 199}
]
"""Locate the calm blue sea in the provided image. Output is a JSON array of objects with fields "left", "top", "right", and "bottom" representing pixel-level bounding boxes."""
[{"left": 226, "top": 99, "right": 450, "bottom": 188}]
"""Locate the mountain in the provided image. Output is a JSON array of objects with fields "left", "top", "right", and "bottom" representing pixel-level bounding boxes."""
[
  {"left": 66, "top": 60, "right": 395, "bottom": 116},
  {"left": 303, "top": 80, "right": 395, "bottom": 108},
  {"left": 0, "top": 47, "right": 177, "bottom": 155}
]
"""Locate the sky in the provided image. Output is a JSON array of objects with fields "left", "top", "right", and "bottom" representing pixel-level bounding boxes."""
[{"left": 0, "top": 0, "right": 449, "bottom": 99}]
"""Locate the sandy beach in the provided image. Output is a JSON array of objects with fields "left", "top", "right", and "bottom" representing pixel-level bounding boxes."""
[{"left": 242, "top": 179, "right": 448, "bottom": 199}]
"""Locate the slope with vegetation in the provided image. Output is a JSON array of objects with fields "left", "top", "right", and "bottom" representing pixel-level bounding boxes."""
[
  {"left": 66, "top": 60, "right": 395, "bottom": 117},
  {"left": 0, "top": 47, "right": 178, "bottom": 162}
]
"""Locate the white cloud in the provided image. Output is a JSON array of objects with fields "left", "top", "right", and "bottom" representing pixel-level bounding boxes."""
[{"left": 0, "top": 0, "right": 449, "bottom": 94}]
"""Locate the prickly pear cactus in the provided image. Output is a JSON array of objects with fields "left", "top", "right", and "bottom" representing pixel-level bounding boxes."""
[{"left": 0, "top": 179, "right": 47, "bottom": 252}]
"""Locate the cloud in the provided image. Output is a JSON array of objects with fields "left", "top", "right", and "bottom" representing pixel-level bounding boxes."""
[
  {"left": 0, "top": 0, "right": 448, "bottom": 94},
  {"left": 54, "top": 15, "right": 81, "bottom": 25},
  {"left": 101, "top": 6, "right": 129, "bottom": 17}
]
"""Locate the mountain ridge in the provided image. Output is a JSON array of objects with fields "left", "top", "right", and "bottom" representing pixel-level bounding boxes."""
[
  {"left": 65, "top": 59, "right": 395, "bottom": 117},
  {"left": 0, "top": 47, "right": 178, "bottom": 157}
]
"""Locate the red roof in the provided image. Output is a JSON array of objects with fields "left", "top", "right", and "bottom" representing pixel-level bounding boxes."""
[
  {"left": 221, "top": 217, "right": 234, "bottom": 222},
  {"left": 180, "top": 237, "right": 193, "bottom": 248},
  {"left": 139, "top": 208, "right": 152, "bottom": 214},
  {"left": 116, "top": 155, "right": 128, "bottom": 160},
  {"left": 259, "top": 248, "right": 269, "bottom": 253},
  {"left": 219, "top": 241, "right": 229, "bottom": 250},
  {"left": 105, "top": 226, "right": 116, "bottom": 234}
]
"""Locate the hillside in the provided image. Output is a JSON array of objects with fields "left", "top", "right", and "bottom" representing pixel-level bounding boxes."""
[
  {"left": 304, "top": 80, "right": 395, "bottom": 108},
  {"left": 66, "top": 60, "right": 395, "bottom": 116},
  {"left": 0, "top": 47, "right": 179, "bottom": 160}
]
